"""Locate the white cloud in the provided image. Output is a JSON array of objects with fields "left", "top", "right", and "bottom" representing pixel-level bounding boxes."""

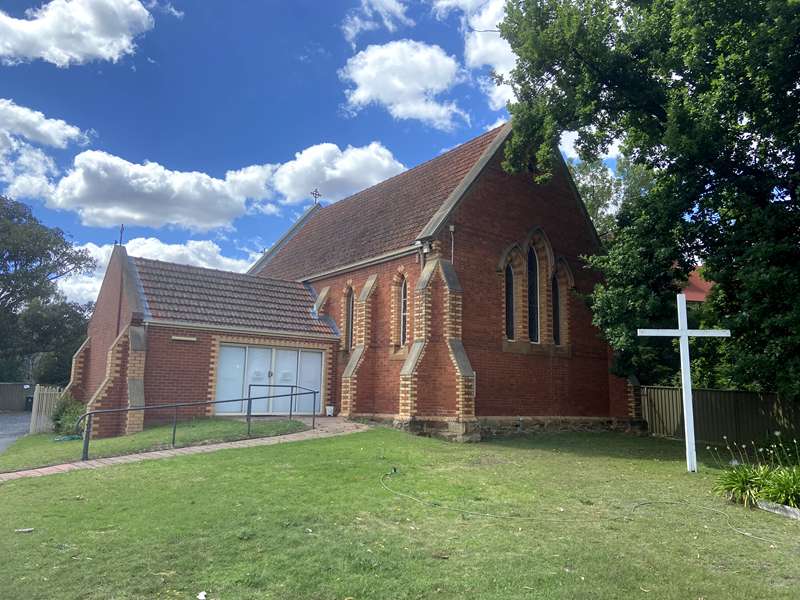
[
  {"left": 0, "top": 101, "right": 404, "bottom": 231},
  {"left": 0, "top": 98, "right": 88, "bottom": 147},
  {"left": 1, "top": 139, "right": 58, "bottom": 200},
  {"left": 340, "top": 39, "right": 468, "bottom": 130},
  {"left": 33, "top": 141, "right": 404, "bottom": 229},
  {"left": 433, "top": 0, "right": 516, "bottom": 110},
  {"left": 145, "top": 1, "right": 183, "bottom": 20},
  {"left": 0, "top": 99, "right": 88, "bottom": 200},
  {"left": 484, "top": 116, "right": 507, "bottom": 131},
  {"left": 48, "top": 150, "right": 258, "bottom": 231},
  {"left": 559, "top": 130, "right": 622, "bottom": 161},
  {"left": 0, "top": 0, "right": 155, "bottom": 67},
  {"left": 59, "top": 237, "right": 254, "bottom": 303},
  {"left": 559, "top": 131, "right": 580, "bottom": 160},
  {"left": 273, "top": 141, "right": 405, "bottom": 203},
  {"left": 342, "top": 0, "right": 414, "bottom": 47}
]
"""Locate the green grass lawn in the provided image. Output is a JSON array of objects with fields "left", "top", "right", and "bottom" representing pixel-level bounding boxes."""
[
  {"left": 0, "top": 418, "right": 306, "bottom": 473},
  {"left": 1, "top": 428, "right": 798, "bottom": 599}
]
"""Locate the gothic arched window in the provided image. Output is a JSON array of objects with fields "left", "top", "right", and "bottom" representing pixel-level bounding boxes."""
[
  {"left": 344, "top": 287, "right": 355, "bottom": 351},
  {"left": 399, "top": 278, "right": 408, "bottom": 346},
  {"left": 552, "top": 270, "right": 561, "bottom": 345},
  {"left": 505, "top": 263, "right": 515, "bottom": 340},
  {"left": 527, "top": 247, "right": 539, "bottom": 343}
]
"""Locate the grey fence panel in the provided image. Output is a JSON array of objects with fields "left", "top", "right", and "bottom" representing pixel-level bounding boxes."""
[
  {"left": 642, "top": 386, "right": 799, "bottom": 445},
  {"left": 0, "top": 383, "right": 31, "bottom": 411}
]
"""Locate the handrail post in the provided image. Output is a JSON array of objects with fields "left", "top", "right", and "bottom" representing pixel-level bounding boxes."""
[
  {"left": 312, "top": 391, "right": 317, "bottom": 430},
  {"left": 81, "top": 414, "right": 93, "bottom": 461},
  {"left": 246, "top": 384, "right": 253, "bottom": 438},
  {"left": 289, "top": 385, "right": 294, "bottom": 422},
  {"left": 171, "top": 404, "right": 178, "bottom": 447}
]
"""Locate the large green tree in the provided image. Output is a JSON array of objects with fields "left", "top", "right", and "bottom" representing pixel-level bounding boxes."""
[
  {"left": 568, "top": 155, "right": 655, "bottom": 238},
  {"left": 500, "top": 1, "right": 800, "bottom": 397},
  {"left": 18, "top": 298, "right": 93, "bottom": 385},
  {"left": 0, "top": 196, "right": 95, "bottom": 381}
]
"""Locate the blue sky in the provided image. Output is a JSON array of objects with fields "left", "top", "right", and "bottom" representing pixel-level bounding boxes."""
[{"left": 0, "top": 0, "right": 592, "bottom": 302}]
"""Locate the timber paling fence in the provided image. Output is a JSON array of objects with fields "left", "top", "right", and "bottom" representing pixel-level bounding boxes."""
[
  {"left": 641, "top": 386, "right": 800, "bottom": 445},
  {"left": 29, "top": 385, "right": 62, "bottom": 434}
]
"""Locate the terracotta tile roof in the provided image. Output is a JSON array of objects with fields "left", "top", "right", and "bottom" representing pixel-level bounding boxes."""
[
  {"left": 255, "top": 125, "right": 507, "bottom": 280},
  {"left": 685, "top": 268, "right": 713, "bottom": 302},
  {"left": 130, "top": 256, "right": 336, "bottom": 336}
]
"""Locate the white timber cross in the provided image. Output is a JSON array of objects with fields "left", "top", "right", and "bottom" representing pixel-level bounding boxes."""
[{"left": 637, "top": 293, "right": 731, "bottom": 472}]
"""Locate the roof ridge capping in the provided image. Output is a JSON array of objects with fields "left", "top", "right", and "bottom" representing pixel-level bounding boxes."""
[
  {"left": 331, "top": 123, "right": 509, "bottom": 212},
  {"left": 131, "top": 254, "right": 300, "bottom": 286}
]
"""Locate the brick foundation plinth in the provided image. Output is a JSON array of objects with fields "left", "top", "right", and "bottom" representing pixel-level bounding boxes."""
[
  {"left": 477, "top": 416, "right": 636, "bottom": 437},
  {"left": 393, "top": 417, "right": 481, "bottom": 442}
]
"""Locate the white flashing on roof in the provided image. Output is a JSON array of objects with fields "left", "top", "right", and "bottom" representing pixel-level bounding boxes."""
[{"left": 416, "top": 121, "right": 513, "bottom": 241}]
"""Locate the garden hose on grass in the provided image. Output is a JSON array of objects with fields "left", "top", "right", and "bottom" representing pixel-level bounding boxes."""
[{"left": 380, "top": 468, "right": 781, "bottom": 546}]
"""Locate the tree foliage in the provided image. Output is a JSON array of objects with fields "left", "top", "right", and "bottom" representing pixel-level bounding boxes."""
[
  {"left": 0, "top": 196, "right": 94, "bottom": 314},
  {"left": 19, "top": 298, "right": 93, "bottom": 385},
  {"left": 500, "top": 0, "right": 800, "bottom": 397},
  {"left": 568, "top": 155, "right": 655, "bottom": 237},
  {"left": 0, "top": 196, "right": 95, "bottom": 382}
]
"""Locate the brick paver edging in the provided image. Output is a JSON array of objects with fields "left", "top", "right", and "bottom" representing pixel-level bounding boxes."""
[{"left": 0, "top": 420, "right": 369, "bottom": 483}]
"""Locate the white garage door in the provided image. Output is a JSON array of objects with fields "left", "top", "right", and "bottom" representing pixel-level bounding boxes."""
[{"left": 214, "top": 345, "right": 323, "bottom": 415}]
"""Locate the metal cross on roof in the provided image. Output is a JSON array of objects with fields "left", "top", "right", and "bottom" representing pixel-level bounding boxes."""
[
  {"left": 310, "top": 188, "right": 321, "bottom": 204},
  {"left": 638, "top": 293, "right": 731, "bottom": 472}
]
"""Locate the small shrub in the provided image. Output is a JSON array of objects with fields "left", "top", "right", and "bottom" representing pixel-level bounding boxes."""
[
  {"left": 762, "top": 467, "right": 800, "bottom": 508},
  {"left": 713, "top": 464, "right": 770, "bottom": 508},
  {"left": 51, "top": 395, "right": 87, "bottom": 435}
]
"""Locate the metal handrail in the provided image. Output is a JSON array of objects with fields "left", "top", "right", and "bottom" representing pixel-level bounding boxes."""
[
  {"left": 75, "top": 385, "right": 319, "bottom": 461},
  {"left": 246, "top": 383, "right": 320, "bottom": 433}
]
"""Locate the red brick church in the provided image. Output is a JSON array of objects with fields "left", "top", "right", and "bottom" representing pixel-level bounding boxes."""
[{"left": 66, "top": 123, "right": 630, "bottom": 440}]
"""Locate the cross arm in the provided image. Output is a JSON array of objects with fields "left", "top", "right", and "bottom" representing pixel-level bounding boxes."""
[
  {"left": 686, "top": 329, "right": 731, "bottom": 338},
  {"left": 637, "top": 329, "right": 680, "bottom": 337}
]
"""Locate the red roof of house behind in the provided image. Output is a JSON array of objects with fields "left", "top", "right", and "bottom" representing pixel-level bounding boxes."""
[
  {"left": 252, "top": 125, "right": 507, "bottom": 280},
  {"left": 685, "top": 269, "right": 712, "bottom": 302}
]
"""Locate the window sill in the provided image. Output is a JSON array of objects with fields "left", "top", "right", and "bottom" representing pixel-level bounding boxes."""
[
  {"left": 389, "top": 346, "right": 409, "bottom": 361},
  {"left": 502, "top": 340, "right": 572, "bottom": 357}
]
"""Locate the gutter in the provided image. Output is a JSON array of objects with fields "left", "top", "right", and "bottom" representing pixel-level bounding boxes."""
[
  {"left": 299, "top": 245, "right": 419, "bottom": 283},
  {"left": 144, "top": 319, "right": 339, "bottom": 341}
]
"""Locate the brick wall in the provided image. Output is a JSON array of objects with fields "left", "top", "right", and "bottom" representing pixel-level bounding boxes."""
[
  {"left": 438, "top": 152, "right": 627, "bottom": 418},
  {"left": 82, "top": 247, "right": 132, "bottom": 404},
  {"left": 414, "top": 271, "right": 458, "bottom": 417},
  {"left": 310, "top": 255, "right": 421, "bottom": 417},
  {"left": 143, "top": 325, "right": 338, "bottom": 427}
]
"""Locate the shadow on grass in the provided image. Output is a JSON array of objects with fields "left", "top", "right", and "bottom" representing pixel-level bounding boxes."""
[{"left": 481, "top": 430, "right": 725, "bottom": 471}]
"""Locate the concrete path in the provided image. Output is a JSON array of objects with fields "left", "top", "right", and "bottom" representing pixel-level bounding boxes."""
[
  {"left": 0, "top": 412, "right": 31, "bottom": 453},
  {"left": 0, "top": 418, "right": 368, "bottom": 483}
]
